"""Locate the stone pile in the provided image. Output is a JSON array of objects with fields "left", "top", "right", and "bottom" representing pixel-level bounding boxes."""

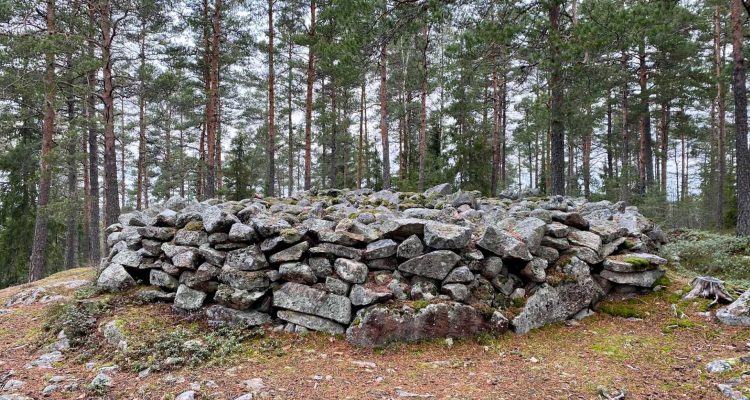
[{"left": 97, "top": 184, "right": 667, "bottom": 347}]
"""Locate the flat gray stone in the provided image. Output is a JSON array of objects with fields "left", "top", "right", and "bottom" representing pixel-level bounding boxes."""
[
  {"left": 397, "top": 250, "right": 461, "bottom": 280},
  {"left": 149, "top": 270, "right": 178, "bottom": 290},
  {"left": 717, "top": 289, "right": 750, "bottom": 327},
  {"left": 397, "top": 235, "right": 424, "bottom": 259},
  {"left": 219, "top": 266, "right": 270, "bottom": 291},
  {"left": 205, "top": 305, "right": 271, "bottom": 327},
  {"left": 226, "top": 245, "right": 268, "bottom": 271},
  {"left": 96, "top": 263, "right": 136, "bottom": 292},
  {"left": 334, "top": 258, "right": 369, "bottom": 284},
  {"left": 364, "top": 239, "right": 398, "bottom": 260},
  {"left": 423, "top": 222, "right": 472, "bottom": 249},
  {"left": 269, "top": 242, "right": 309, "bottom": 263},
  {"left": 173, "top": 284, "right": 206, "bottom": 311},
  {"left": 277, "top": 310, "right": 345, "bottom": 335},
  {"left": 477, "top": 226, "right": 532, "bottom": 261},
  {"left": 599, "top": 268, "right": 664, "bottom": 287},
  {"left": 349, "top": 284, "right": 392, "bottom": 306},
  {"left": 174, "top": 229, "right": 208, "bottom": 247},
  {"left": 443, "top": 266, "right": 474, "bottom": 284},
  {"left": 214, "top": 284, "right": 265, "bottom": 310},
  {"left": 272, "top": 282, "right": 351, "bottom": 324},
  {"left": 279, "top": 262, "right": 317, "bottom": 285}
]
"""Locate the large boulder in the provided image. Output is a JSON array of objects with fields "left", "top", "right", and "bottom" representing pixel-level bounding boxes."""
[{"left": 346, "top": 302, "right": 508, "bottom": 347}]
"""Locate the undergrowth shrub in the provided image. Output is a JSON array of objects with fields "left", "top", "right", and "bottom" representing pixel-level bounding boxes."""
[
  {"left": 661, "top": 230, "right": 750, "bottom": 287},
  {"left": 127, "top": 324, "right": 250, "bottom": 372}
]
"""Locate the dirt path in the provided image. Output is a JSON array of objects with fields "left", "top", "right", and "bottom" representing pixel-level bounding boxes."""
[{"left": 0, "top": 269, "right": 747, "bottom": 399}]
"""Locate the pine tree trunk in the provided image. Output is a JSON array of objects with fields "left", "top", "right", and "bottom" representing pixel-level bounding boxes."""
[
  {"left": 303, "top": 0, "right": 315, "bottom": 191},
  {"left": 620, "top": 49, "right": 630, "bottom": 203},
  {"left": 357, "top": 80, "right": 365, "bottom": 189},
  {"left": 330, "top": 86, "right": 338, "bottom": 186},
  {"left": 491, "top": 61, "right": 500, "bottom": 196},
  {"left": 715, "top": 5, "right": 727, "bottom": 228},
  {"left": 287, "top": 39, "right": 294, "bottom": 196},
  {"left": 101, "top": 0, "right": 120, "bottom": 227},
  {"left": 137, "top": 31, "right": 146, "bottom": 210},
  {"left": 548, "top": 1, "right": 565, "bottom": 196},
  {"left": 120, "top": 97, "right": 127, "bottom": 208},
  {"left": 85, "top": 13, "right": 101, "bottom": 263},
  {"left": 731, "top": 0, "right": 750, "bottom": 235},
  {"left": 659, "top": 102, "right": 670, "bottom": 195},
  {"left": 29, "top": 0, "right": 56, "bottom": 282},
  {"left": 417, "top": 23, "right": 428, "bottom": 192},
  {"left": 606, "top": 96, "right": 614, "bottom": 180},
  {"left": 637, "top": 43, "right": 653, "bottom": 195},
  {"left": 64, "top": 82, "right": 78, "bottom": 270},
  {"left": 379, "top": 43, "right": 391, "bottom": 189},
  {"left": 205, "top": 0, "right": 221, "bottom": 199},
  {"left": 267, "top": 0, "right": 276, "bottom": 197}
]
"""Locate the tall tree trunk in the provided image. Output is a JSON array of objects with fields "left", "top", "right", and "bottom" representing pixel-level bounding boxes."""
[
  {"left": 681, "top": 123, "right": 687, "bottom": 201},
  {"left": 732, "top": 0, "right": 750, "bottom": 235},
  {"left": 583, "top": 122, "right": 592, "bottom": 198},
  {"left": 637, "top": 42, "right": 653, "bottom": 194},
  {"left": 30, "top": 0, "right": 56, "bottom": 282},
  {"left": 548, "top": 1, "right": 565, "bottom": 196},
  {"left": 357, "top": 80, "right": 365, "bottom": 189},
  {"left": 303, "top": 0, "right": 315, "bottom": 191},
  {"left": 266, "top": 0, "right": 276, "bottom": 197},
  {"left": 620, "top": 49, "right": 630, "bottom": 203},
  {"left": 330, "top": 85, "right": 338, "bottom": 186},
  {"left": 64, "top": 82, "right": 78, "bottom": 270},
  {"left": 120, "top": 97, "right": 127, "bottom": 208},
  {"left": 379, "top": 43, "right": 391, "bottom": 189},
  {"left": 287, "top": 39, "right": 294, "bottom": 196},
  {"left": 606, "top": 95, "right": 614, "bottom": 180},
  {"left": 85, "top": 17, "right": 101, "bottom": 263},
  {"left": 205, "top": 0, "right": 221, "bottom": 199},
  {"left": 137, "top": 30, "right": 146, "bottom": 209},
  {"left": 417, "top": 23, "right": 429, "bottom": 192},
  {"left": 491, "top": 60, "right": 500, "bottom": 196},
  {"left": 659, "top": 102, "right": 670, "bottom": 195},
  {"left": 715, "top": 5, "right": 727, "bottom": 228},
  {"left": 100, "top": 0, "right": 120, "bottom": 227}
]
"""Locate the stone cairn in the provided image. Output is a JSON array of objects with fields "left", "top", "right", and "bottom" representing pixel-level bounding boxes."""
[{"left": 97, "top": 184, "right": 667, "bottom": 347}]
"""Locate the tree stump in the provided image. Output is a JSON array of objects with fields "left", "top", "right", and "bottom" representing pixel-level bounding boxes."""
[{"left": 683, "top": 276, "right": 734, "bottom": 306}]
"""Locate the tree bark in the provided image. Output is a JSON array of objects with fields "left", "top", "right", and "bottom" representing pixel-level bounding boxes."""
[
  {"left": 85, "top": 8, "right": 101, "bottom": 263},
  {"left": 731, "top": 0, "right": 750, "bottom": 235},
  {"left": 715, "top": 5, "right": 727, "bottom": 228},
  {"left": 620, "top": 49, "right": 630, "bottom": 203},
  {"left": 137, "top": 28, "right": 146, "bottom": 210},
  {"left": 548, "top": 1, "right": 565, "bottom": 196},
  {"left": 659, "top": 101, "right": 670, "bottom": 195},
  {"left": 491, "top": 60, "right": 500, "bottom": 196},
  {"left": 266, "top": 0, "right": 276, "bottom": 197},
  {"left": 205, "top": 0, "right": 221, "bottom": 199},
  {"left": 29, "top": 0, "right": 56, "bottom": 282},
  {"left": 417, "top": 23, "right": 429, "bottom": 192},
  {"left": 637, "top": 42, "right": 653, "bottom": 194},
  {"left": 357, "top": 80, "right": 365, "bottom": 189},
  {"left": 287, "top": 38, "right": 294, "bottom": 196},
  {"left": 64, "top": 77, "right": 78, "bottom": 270},
  {"left": 303, "top": 0, "right": 315, "bottom": 191},
  {"left": 100, "top": 0, "right": 120, "bottom": 227},
  {"left": 379, "top": 43, "right": 391, "bottom": 189}
]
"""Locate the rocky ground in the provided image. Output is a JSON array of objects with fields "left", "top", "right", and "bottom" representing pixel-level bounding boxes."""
[{"left": 1, "top": 267, "right": 749, "bottom": 399}]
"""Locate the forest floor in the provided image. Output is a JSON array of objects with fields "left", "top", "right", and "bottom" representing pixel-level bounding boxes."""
[{"left": 0, "top": 265, "right": 748, "bottom": 399}]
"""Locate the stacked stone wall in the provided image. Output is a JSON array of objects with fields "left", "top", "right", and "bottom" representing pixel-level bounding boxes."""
[{"left": 97, "top": 184, "right": 667, "bottom": 347}]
